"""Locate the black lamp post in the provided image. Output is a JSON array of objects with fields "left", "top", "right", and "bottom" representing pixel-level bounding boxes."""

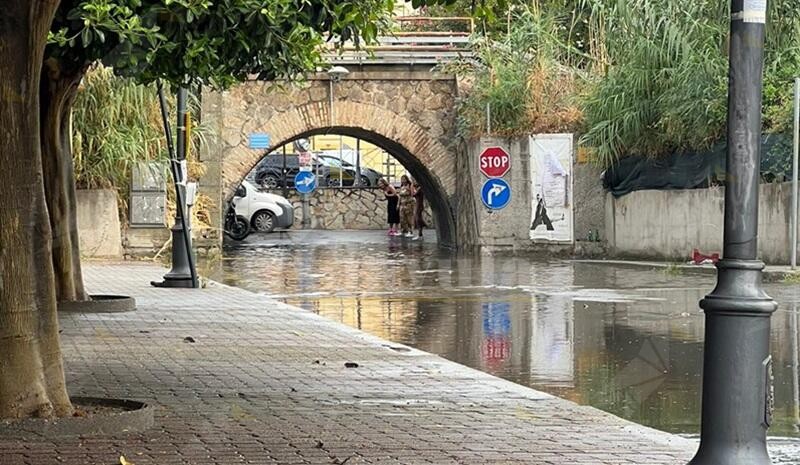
[
  {"left": 152, "top": 86, "right": 198, "bottom": 289},
  {"left": 689, "top": 1, "right": 777, "bottom": 463}
]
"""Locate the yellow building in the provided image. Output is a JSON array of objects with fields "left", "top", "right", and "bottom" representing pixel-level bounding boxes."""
[{"left": 308, "top": 134, "right": 403, "bottom": 182}]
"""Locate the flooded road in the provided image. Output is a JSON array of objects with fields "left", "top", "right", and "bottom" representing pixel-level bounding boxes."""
[{"left": 221, "top": 230, "right": 800, "bottom": 451}]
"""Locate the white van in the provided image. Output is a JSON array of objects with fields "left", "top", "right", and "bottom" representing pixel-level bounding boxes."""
[{"left": 234, "top": 180, "right": 294, "bottom": 233}]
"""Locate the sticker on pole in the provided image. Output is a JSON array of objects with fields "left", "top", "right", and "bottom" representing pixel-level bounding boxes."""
[
  {"left": 479, "top": 146, "right": 511, "bottom": 178},
  {"left": 734, "top": 0, "right": 766, "bottom": 23},
  {"left": 294, "top": 171, "right": 317, "bottom": 194},
  {"left": 481, "top": 179, "right": 511, "bottom": 210}
]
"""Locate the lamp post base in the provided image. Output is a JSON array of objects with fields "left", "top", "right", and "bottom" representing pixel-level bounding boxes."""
[{"left": 690, "top": 259, "right": 776, "bottom": 465}]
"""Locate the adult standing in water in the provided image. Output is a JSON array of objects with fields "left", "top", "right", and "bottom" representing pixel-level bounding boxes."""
[
  {"left": 398, "top": 175, "right": 416, "bottom": 238},
  {"left": 412, "top": 180, "right": 427, "bottom": 240},
  {"left": 378, "top": 178, "right": 400, "bottom": 236}
]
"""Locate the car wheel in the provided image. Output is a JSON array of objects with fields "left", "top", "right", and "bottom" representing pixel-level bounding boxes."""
[
  {"left": 326, "top": 176, "right": 340, "bottom": 188},
  {"left": 252, "top": 210, "right": 276, "bottom": 233},
  {"left": 358, "top": 176, "right": 372, "bottom": 187},
  {"left": 260, "top": 175, "right": 280, "bottom": 190}
]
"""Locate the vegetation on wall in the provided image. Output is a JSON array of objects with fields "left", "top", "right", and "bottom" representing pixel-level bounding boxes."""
[
  {"left": 444, "top": 5, "right": 583, "bottom": 138},
  {"left": 72, "top": 66, "right": 209, "bottom": 228},
  {"left": 580, "top": 0, "right": 800, "bottom": 167},
  {"left": 433, "top": 0, "right": 800, "bottom": 168}
]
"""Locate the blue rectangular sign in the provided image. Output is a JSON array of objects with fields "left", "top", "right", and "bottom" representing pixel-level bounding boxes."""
[{"left": 248, "top": 133, "right": 271, "bottom": 149}]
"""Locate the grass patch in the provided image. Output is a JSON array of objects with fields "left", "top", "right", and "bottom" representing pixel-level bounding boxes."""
[
  {"left": 781, "top": 272, "right": 800, "bottom": 284},
  {"left": 662, "top": 263, "right": 684, "bottom": 277}
]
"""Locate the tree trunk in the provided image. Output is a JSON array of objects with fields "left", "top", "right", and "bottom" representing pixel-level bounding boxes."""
[
  {"left": 41, "top": 59, "right": 89, "bottom": 303},
  {"left": 0, "top": 1, "right": 73, "bottom": 419}
]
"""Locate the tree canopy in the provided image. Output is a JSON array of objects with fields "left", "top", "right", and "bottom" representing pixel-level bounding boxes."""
[{"left": 48, "top": 0, "right": 395, "bottom": 87}]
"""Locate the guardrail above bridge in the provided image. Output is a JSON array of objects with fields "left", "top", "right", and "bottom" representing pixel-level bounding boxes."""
[{"left": 325, "top": 16, "right": 474, "bottom": 66}]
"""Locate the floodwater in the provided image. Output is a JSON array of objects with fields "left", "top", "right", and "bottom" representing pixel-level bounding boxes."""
[{"left": 221, "top": 230, "right": 800, "bottom": 459}]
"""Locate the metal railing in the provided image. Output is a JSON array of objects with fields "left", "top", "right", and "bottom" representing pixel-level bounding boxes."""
[{"left": 325, "top": 16, "right": 473, "bottom": 66}]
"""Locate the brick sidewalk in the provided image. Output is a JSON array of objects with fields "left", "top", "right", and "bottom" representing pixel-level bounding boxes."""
[{"left": 1, "top": 263, "right": 694, "bottom": 465}]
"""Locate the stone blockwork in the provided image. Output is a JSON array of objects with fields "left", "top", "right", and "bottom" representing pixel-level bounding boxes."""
[
  {"left": 268, "top": 187, "right": 433, "bottom": 230},
  {"left": 200, "top": 71, "right": 462, "bottom": 246}
]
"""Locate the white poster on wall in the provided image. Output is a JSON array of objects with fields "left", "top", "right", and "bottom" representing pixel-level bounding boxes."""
[{"left": 529, "top": 134, "right": 574, "bottom": 243}]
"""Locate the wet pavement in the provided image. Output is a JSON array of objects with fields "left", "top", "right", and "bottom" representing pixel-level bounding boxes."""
[
  {"left": 10, "top": 262, "right": 701, "bottom": 464},
  {"left": 222, "top": 230, "right": 800, "bottom": 461}
]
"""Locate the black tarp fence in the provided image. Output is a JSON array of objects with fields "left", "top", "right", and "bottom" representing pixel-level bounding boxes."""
[{"left": 603, "top": 134, "right": 793, "bottom": 197}]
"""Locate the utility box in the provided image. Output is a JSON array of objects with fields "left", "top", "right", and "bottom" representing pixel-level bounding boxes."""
[{"left": 130, "top": 161, "right": 168, "bottom": 227}]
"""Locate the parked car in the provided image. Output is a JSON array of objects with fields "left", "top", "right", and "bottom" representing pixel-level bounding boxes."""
[
  {"left": 233, "top": 180, "right": 294, "bottom": 233},
  {"left": 254, "top": 153, "right": 331, "bottom": 189},
  {"left": 316, "top": 154, "right": 383, "bottom": 187}
]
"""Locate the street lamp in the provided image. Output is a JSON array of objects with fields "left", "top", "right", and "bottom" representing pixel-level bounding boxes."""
[
  {"left": 328, "top": 65, "right": 349, "bottom": 127},
  {"left": 152, "top": 86, "right": 198, "bottom": 289},
  {"left": 690, "top": 1, "right": 776, "bottom": 464}
]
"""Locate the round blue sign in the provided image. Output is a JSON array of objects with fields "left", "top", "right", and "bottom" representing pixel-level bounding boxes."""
[
  {"left": 295, "top": 171, "right": 317, "bottom": 194},
  {"left": 481, "top": 179, "right": 511, "bottom": 210}
]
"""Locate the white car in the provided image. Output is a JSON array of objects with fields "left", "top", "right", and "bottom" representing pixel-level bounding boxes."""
[{"left": 234, "top": 180, "right": 294, "bottom": 233}]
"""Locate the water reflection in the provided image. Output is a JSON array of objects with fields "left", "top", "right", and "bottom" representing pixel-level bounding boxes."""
[{"left": 221, "top": 231, "right": 800, "bottom": 440}]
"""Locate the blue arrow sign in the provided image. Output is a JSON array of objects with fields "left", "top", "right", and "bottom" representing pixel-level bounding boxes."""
[
  {"left": 294, "top": 171, "right": 317, "bottom": 194},
  {"left": 481, "top": 178, "right": 511, "bottom": 209}
]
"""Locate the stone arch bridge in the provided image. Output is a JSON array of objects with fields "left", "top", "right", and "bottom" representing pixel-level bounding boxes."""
[{"left": 200, "top": 69, "right": 476, "bottom": 247}]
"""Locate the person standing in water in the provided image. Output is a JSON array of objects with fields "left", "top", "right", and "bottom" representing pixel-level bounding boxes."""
[
  {"left": 378, "top": 178, "right": 400, "bottom": 236},
  {"left": 412, "top": 180, "right": 427, "bottom": 240},
  {"left": 398, "top": 175, "right": 416, "bottom": 238}
]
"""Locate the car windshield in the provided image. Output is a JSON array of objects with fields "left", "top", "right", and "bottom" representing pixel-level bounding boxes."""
[
  {"left": 321, "top": 156, "right": 355, "bottom": 168},
  {"left": 320, "top": 156, "right": 343, "bottom": 167}
]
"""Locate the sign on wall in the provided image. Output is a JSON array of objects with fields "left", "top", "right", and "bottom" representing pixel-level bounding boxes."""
[
  {"left": 479, "top": 146, "right": 511, "bottom": 178},
  {"left": 529, "top": 134, "right": 574, "bottom": 243},
  {"left": 248, "top": 133, "right": 271, "bottom": 149}
]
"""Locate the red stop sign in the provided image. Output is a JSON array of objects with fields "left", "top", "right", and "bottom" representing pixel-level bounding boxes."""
[{"left": 479, "top": 146, "right": 511, "bottom": 178}]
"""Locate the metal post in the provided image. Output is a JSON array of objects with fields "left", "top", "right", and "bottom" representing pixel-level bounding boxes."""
[
  {"left": 792, "top": 303, "right": 800, "bottom": 433},
  {"left": 339, "top": 135, "right": 343, "bottom": 187},
  {"left": 485, "top": 102, "right": 491, "bottom": 135},
  {"left": 302, "top": 194, "right": 310, "bottom": 229},
  {"left": 282, "top": 145, "right": 288, "bottom": 197},
  {"left": 792, "top": 78, "right": 799, "bottom": 269},
  {"left": 152, "top": 85, "right": 198, "bottom": 289},
  {"left": 355, "top": 138, "right": 362, "bottom": 187},
  {"left": 690, "top": 1, "right": 776, "bottom": 463},
  {"left": 329, "top": 79, "right": 335, "bottom": 127}
]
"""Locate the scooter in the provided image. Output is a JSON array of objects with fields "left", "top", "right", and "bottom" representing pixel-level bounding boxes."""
[{"left": 224, "top": 190, "right": 250, "bottom": 241}]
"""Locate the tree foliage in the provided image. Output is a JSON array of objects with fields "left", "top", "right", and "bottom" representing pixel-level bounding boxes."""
[
  {"left": 579, "top": 0, "right": 800, "bottom": 167},
  {"left": 444, "top": 4, "right": 583, "bottom": 138},
  {"left": 49, "top": 0, "right": 396, "bottom": 87}
]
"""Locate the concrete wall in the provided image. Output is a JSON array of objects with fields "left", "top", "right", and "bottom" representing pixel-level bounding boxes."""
[
  {"left": 123, "top": 228, "right": 170, "bottom": 258},
  {"left": 464, "top": 136, "right": 600, "bottom": 253},
  {"left": 466, "top": 137, "right": 533, "bottom": 250},
  {"left": 267, "top": 187, "right": 433, "bottom": 230},
  {"left": 573, "top": 163, "right": 605, "bottom": 242},
  {"left": 76, "top": 189, "right": 122, "bottom": 258},
  {"left": 606, "top": 183, "right": 796, "bottom": 264}
]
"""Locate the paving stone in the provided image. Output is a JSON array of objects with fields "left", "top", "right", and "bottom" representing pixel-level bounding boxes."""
[{"left": 0, "top": 263, "right": 695, "bottom": 464}]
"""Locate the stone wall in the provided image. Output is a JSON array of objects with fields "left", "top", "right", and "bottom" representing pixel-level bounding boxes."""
[
  {"left": 606, "top": 183, "right": 797, "bottom": 264},
  {"left": 200, "top": 70, "right": 463, "bottom": 246},
  {"left": 268, "top": 187, "right": 433, "bottom": 231}
]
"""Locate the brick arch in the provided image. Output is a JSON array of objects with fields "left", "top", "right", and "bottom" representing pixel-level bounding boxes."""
[{"left": 221, "top": 101, "right": 457, "bottom": 247}]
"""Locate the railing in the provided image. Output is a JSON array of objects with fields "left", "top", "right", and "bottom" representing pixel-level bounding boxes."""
[{"left": 326, "top": 16, "right": 473, "bottom": 66}]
